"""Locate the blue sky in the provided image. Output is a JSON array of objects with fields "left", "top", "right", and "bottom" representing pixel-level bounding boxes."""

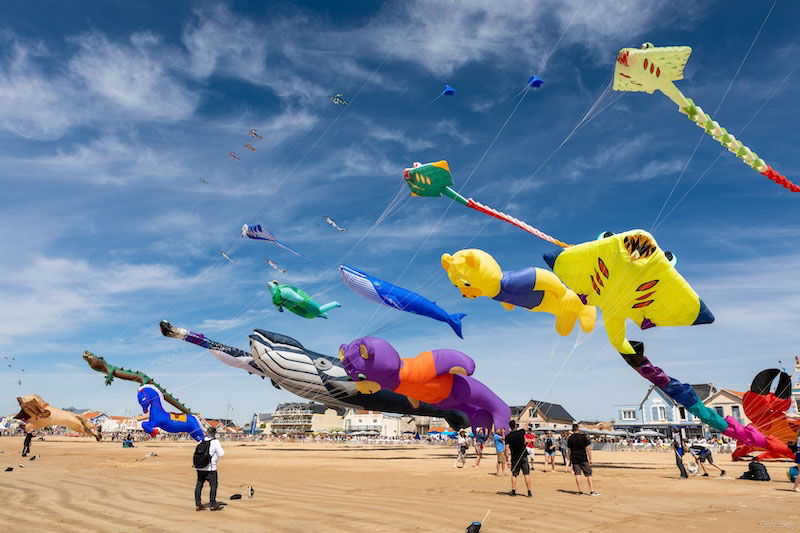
[{"left": 2, "top": 0, "right": 799, "bottom": 424}]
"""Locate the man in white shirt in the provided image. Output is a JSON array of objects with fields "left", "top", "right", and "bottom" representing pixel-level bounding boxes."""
[{"left": 195, "top": 426, "right": 225, "bottom": 511}]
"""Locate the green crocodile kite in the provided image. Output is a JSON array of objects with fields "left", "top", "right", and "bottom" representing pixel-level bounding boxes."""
[
  {"left": 82, "top": 351, "right": 194, "bottom": 414},
  {"left": 267, "top": 280, "right": 340, "bottom": 319}
]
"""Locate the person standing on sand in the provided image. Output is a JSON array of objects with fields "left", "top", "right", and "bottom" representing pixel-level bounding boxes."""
[
  {"left": 524, "top": 425, "right": 536, "bottom": 471},
  {"left": 194, "top": 426, "right": 225, "bottom": 511},
  {"left": 505, "top": 420, "right": 532, "bottom": 497},
  {"left": 22, "top": 431, "right": 33, "bottom": 457},
  {"left": 454, "top": 429, "right": 469, "bottom": 468},
  {"left": 494, "top": 428, "right": 507, "bottom": 477},
  {"left": 543, "top": 431, "right": 557, "bottom": 472},
  {"left": 474, "top": 428, "right": 487, "bottom": 467},
  {"left": 671, "top": 428, "right": 688, "bottom": 479},
  {"left": 559, "top": 433, "right": 569, "bottom": 467},
  {"left": 567, "top": 424, "right": 599, "bottom": 496}
]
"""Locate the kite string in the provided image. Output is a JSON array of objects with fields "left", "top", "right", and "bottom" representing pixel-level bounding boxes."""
[
  {"left": 652, "top": 58, "right": 800, "bottom": 231},
  {"left": 650, "top": 0, "right": 777, "bottom": 229},
  {"left": 537, "top": 0, "right": 585, "bottom": 76}
]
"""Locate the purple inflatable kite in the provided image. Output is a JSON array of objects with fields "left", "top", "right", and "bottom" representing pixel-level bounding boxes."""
[{"left": 339, "top": 337, "right": 510, "bottom": 432}]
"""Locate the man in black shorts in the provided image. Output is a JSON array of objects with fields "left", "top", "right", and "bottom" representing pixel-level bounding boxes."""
[
  {"left": 688, "top": 440, "right": 725, "bottom": 477},
  {"left": 567, "top": 423, "right": 599, "bottom": 496},
  {"left": 504, "top": 420, "right": 532, "bottom": 497}
]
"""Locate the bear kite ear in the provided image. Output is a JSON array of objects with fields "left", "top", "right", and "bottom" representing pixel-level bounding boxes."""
[
  {"left": 464, "top": 250, "right": 479, "bottom": 269},
  {"left": 359, "top": 344, "right": 370, "bottom": 360},
  {"left": 441, "top": 253, "right": 453, "bottom": 271}
]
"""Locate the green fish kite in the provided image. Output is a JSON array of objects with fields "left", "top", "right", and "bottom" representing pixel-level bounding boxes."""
[{"left": 268, "top": 280, "right": 340, "bottom": 319}]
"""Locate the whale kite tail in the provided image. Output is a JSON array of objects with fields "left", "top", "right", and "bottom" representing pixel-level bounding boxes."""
[{"left": 447, "top": 313, "right": 467, "bottom": 339}]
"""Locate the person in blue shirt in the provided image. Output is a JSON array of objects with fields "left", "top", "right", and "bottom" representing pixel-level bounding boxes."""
[
  {"left": 493, "top": 428, "right": 507, "bottom": 477},
  {"left": 474, "top": 428, "right": 488, "bottom": 468}
]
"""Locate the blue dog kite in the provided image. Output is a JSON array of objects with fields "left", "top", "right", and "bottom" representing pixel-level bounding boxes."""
[{"left": 137, "top": 384, "right": 205, "bottom": 442}]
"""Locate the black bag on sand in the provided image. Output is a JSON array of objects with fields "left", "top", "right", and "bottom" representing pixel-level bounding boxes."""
[
  {"left": 193, "top": 440, "right": 211, "bottom": 469},
  {"left": 739, "top": 461, "right": 770, "bottom": 481}
]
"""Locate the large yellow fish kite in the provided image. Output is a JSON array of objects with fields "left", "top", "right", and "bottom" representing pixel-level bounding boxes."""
[{"left": 543, "top": 229, "right": 714, "bottom": 354}]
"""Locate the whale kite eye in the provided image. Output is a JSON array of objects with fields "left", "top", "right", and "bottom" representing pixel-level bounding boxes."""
[{"left": 314, "top": 358, "right": 333, "bottom": 371}]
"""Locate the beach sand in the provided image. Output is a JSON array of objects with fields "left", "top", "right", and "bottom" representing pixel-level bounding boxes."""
[{"left": 1, "top": 437, "right": 797, "bottom": 532}]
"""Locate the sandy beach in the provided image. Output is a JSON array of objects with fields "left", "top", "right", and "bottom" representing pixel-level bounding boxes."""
[{"left": 1, "top": 437, "right": 797, "bottom": 532}]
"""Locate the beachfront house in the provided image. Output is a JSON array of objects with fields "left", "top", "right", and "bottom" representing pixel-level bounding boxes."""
[
  {"left": 269, "top": 402, "right": 345, "bottom": 435},
  {"left": 342, "top": 410, "right": 415, "bottom": 437},
  {"left": 511, "top": 399, "right": 574, "bottom": 430},
  {"left": 258, "top": 413, "right": 274, "bottom": 434},
  {"left": 614, "top": 383, "right": 717, "bottom": 438},
  {"left": 702, "top": 389, "right": 749, "bottom": 431}
]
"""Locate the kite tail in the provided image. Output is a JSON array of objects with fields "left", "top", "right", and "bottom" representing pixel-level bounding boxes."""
[
  {"left": 680, "top": 99, "right": 800, "bottom": 193},
  {"left": 274, "top": 239, "right": 327, "bottom": 265},
  {"left": 621, "top": 341, "right": 793, "bottom": 459},
  {"left": 465, "top": 198, "right": 570, "bottom": 248}
]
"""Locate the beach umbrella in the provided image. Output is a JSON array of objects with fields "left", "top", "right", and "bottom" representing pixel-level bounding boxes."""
[{"left": 633, "top": 430, "right": 662, "bottom": 437}]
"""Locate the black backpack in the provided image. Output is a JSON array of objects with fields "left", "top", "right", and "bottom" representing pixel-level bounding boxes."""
[
  {"left": 739, "top": 461, "right": 770, "bottom": 481},
  {"left": 193, "top": 439, "right": 211, "bottom": 469}
]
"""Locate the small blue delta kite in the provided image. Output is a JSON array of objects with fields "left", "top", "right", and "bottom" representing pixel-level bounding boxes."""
[{"left": 339, "top": 265, "right": 467, "bottom": 338}]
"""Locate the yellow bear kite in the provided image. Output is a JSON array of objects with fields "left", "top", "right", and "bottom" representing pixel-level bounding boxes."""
[{"left": 441, "top": 249, "right": 596, "bottom": 337}]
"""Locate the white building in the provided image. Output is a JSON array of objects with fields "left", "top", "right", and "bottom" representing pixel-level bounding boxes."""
[{"left": 343, "top": 410, "right": 415, "bottom": 437}]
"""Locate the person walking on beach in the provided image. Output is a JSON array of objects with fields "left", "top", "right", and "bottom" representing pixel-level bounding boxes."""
[
  {"left": 559, "top": 433, "right": 569, "bottom": 467},
  {"left": 194, "top": 426, "right": 225, "bottom": 511},
  {"left": 454, "top": 429, "right": 469, "bottom": 468},
  {"left": 494, "top": 428, "right": 507, "bottom": 477},
  {"left": 474, "top": 428, "right": 487, "bottom": 467},
  {"left": 505, "top": 421, "right": 532, "bottom": 497},
  {"left": 21, "top": 431, "right": 33, "bottom": 457},
  {"left": 543, "top": 431, "right": 557, "bottom": 472},
  {"left": 688, "top": 440, "right": 725, "bottom": 477},
  {"left": 567, "top": 424, "right": 599, "bottom": 496}
]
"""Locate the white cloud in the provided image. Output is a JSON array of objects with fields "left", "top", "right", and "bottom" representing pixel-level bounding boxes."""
[
  {"left": 0, "top": 39, "right": 78, "bottom": 139},
  {"left": 70, "top": 32, "right": 199, "bottom": 121},
  {"left": 0, "top": 254, "right": 225, "bottom": 345}
]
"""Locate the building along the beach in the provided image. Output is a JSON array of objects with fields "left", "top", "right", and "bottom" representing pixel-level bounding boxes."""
[
  {"left": 342, "top": 410, "right": 415, "bottom": 437},
  {"left": 614, "top": 383, "right": 718, "bottom": 438},
  {"left": 702, "top": 389, "right": 749, "bottom": 432},
  {"left": 510, "top": 400, "right": 574, "bottom": 430},
  {"left": 269, "top": 402, "right": 345, "bottom": 435}
]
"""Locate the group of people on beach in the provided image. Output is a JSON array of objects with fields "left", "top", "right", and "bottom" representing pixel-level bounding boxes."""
[{"left": 455, "top": 422, "right": 599, "bottom": 497}]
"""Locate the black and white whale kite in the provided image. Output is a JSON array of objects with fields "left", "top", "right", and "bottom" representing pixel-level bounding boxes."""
[{"left": 159, "top": 320, "right": 470, "bottom": 430}]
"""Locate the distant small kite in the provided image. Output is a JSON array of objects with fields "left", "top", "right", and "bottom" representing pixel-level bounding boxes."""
[
  {"left": 244, "top": 143, "right": 256, "bottom": 152},
  {"left": 331, "top": 93, "right": 349, "bottom": 106},
  {"left": 442, "top": 85, "right": 456, "bottom": 96},
  {"left": 229, "top": 152, "right": 240, "bottom": 161},
  {"left": 248, "top": 129, "right": 263, "bottom": 140},
  {"left": 265, "top": 259, "right": 287, "bottom": 274},
  {"left": 219, "top": 250, "right": 235, "bottom": 263},
  {"left": 199, "top": 178, "right": 208, "bottom": 185},
  {"left": 323, "top": 215, "right": 346, "bottom": 232},
  {"left": 527, "top": 75, "right": 544, "bottom": 88}
]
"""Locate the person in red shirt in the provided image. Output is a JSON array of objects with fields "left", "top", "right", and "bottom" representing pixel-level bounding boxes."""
[{"left": 524, "top": 425, "right": 536, "bottom": 471}]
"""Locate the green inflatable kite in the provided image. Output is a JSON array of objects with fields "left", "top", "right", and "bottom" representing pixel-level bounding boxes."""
[{"left": 268, "top": 280, "right": 340, "bottom": 319}]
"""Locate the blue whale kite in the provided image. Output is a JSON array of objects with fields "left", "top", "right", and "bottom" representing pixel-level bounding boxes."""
[{"left": 339, "top": 264, "right": 467, "bottom": 338}]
